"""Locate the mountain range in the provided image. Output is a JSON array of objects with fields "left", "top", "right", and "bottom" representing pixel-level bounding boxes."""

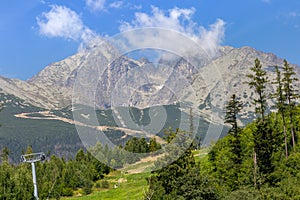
[
  {"left": 0, "top": 44, "right": 299, "bottom": 161},
  {"left": 1, "top": 45, "right": 299, "bottom": 120}
]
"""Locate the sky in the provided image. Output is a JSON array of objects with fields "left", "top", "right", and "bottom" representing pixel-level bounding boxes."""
[{"left": 0, "top": 0, "right": 300, "bottom": 80}]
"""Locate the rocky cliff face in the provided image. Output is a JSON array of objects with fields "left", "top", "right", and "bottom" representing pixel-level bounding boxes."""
[
  {"left": 0, "top": 76, "right": 64, "bottom": 108},
  {"left": 190, "top": 46, "right": 300, "bottom": 122},
  {"left": 1, "top": 45, "right": 299, "bottom": 123}
]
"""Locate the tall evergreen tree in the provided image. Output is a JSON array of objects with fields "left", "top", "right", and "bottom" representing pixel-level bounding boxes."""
[
  {"left": 246, "top": 58, "right": 269, "bottom": 121},
  {"left": 272, "top": 66, "right": 288, "bottom": 159},
  {"left": 189, "top": 107, "right": 201, "bottom": 149},
  {"left": 146, "top": 129, "right": 218, "bottom": 199},
  {"left": 282, "top": 59, "right": 299, "bottom": 149},
  {"left": 245, "top": 58, "right": 273, "bottom": 186},
  {"left": 225, "top": 94, "right": 243, "bottom": 165},
  {"left": 0, "top": 147, "right": 10, "bottom": 162},
  {"left": 0, "top": 103, "right": 2, "bottom": 127},
  {"left": 149, "top": 137, "right": 161, "bottom": 152}
]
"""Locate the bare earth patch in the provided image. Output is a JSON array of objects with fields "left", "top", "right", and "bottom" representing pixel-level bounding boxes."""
[{"left": 15, "top": 111, "right": 165, "bottom": 144}]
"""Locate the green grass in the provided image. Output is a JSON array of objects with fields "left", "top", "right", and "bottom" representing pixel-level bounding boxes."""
[
  {"left": 193, "top": 148, "right": 209, "bottom": 163},
  {"left": 63, "top": 172, "right": 150, "bottom": 200},
  {"left": 62, "top": 148, "right": 210, "bottom": 200},
  {"left": 122, "top": 160, "right": 155, "bottom": 174}
]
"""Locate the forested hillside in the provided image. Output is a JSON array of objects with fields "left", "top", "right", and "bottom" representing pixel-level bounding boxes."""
[
  {"left": 0, "top": 58, "right": 299, "bottom": 199},
  {"left": 143, "top": 59, "right": 300, "bottom": 199}
]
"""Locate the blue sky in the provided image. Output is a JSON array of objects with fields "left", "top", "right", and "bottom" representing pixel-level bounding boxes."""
[{"left": 0, "top": 0, "right": 300, "bottom": 80}]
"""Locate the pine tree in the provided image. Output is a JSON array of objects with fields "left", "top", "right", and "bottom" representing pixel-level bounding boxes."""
[
  {"left": 75, "top": 148, "right": 86, "bottom": 162},
  {"left": 145, "top": 129, "right": 218, "bottom": 199},
  {"left": 0, "top": 147, "right": 10, "bottom": 162},
  {"left": 245, "top": 58, "right": 273, "bottom": 186},
  {"left": 149, "top": 137, "right": 161, "bottom": 152},
  {"left": 246, "top": 58, "right": 269, "bottom": 121},
  {"left": 139, "top": 138, "right": 149, "bottom": 153},
  {"left": 282, "top": 59, "right": 299, "bottom": 149},
  {"left": 0, "top": 103, "right": 2, "bottom": 127},
  {"left": 272, "top": 66, "right": 288, "bottom": 159},
  {"left": 254, "top": 120, "right": 274, "bottom": 175},
  {"left": 25, "top": 145, "right": 33, "bottom": 154},
  {"left": 189, "top": 107, "right": 194, "bottom": 136},
  {"left": 225, "top": 94, "right": 243, "bottom": 165}
]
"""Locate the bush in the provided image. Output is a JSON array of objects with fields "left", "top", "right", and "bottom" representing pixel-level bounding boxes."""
[
  {"left": 83, "top": 179, "right": 93, "bottom": 195},
  {"left": 95, "top": 182, "right": 101, "bottom": 189},
  {"left": 61, "top": 187, "right": 73, "bottom": 196},
  {"left": 223, "top": 187, "right": 260, "bottom": 200},
  {"left": 101, "top": 180, "right": 110, "bottom": 189}
]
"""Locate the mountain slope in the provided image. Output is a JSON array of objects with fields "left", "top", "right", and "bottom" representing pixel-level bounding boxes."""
[
  {"left": 1, "top": 45, "right": 298, "bottom": 117},
  {"left": 0, "top": 45, "right": 300, "bottom": 162},
  {"left": 190, "top": 46, "right": 300, "bottom": 123}
]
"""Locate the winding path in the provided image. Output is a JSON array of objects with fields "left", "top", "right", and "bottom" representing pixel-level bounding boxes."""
[{"left": 14, "top": 111, "right": 165, "bottom": 144}]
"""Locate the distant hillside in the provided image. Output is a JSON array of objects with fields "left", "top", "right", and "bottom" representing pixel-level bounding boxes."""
[
  {"left": 0, "top": 93, "right": 83, "bottom": 161},
  {"left": 0, "top": 93, "right": 227, "bottom": 162}
]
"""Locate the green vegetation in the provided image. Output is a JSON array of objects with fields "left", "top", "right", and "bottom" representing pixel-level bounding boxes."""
[
  {"left": 0, "top": 94, "right": 83, "bottom": 162},
  {"left": 206, "top": 58, "right": 300, "bottom": 198},
  {"left": 143, "top": 58, "right": 300, "bottom": 199},
  {"left": 0, "top": 58, "right": 299, "bottom": 199},
  {"left": 124, "top": 137, "right": 160, "bottom": 153},
  {"left": 88, "top": 136, "right": 162, "bottom": 169},
  {"left": 0, "top": 148, "right": 111, "bottom": 199},
  {"left": 62, "top": 172, "right": 150, "bottom": 200},
  {"left": 0, "top": 96, "right": 225, "bottom": 162},
  {"left": 145, "top": 129, "right": 219, "bottom": 199}
]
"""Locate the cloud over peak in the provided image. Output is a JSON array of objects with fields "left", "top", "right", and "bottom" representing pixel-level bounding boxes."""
[
  {"left": 36, "top": 5, "right": 225, "bottom": 59},
  {"left": 120, "top": 6, "right": 196, "bottom": 33},
  {"left": 37, "top": 5, "right": 96, "bottom": 43},
  {"left": 119, "top": 6, "right": 225, "bottom": 59}
]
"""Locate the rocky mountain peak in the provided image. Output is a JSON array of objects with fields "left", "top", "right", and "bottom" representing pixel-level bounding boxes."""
[{"left": 0, "top": 45, "right": 299, "bottom": 124}]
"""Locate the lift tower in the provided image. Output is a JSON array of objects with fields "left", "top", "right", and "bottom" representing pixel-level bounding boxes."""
[{"left": 21, "top": 152, "right": 46, "bottom": 200}]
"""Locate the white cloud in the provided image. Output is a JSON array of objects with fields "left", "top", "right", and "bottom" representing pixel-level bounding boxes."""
[
  {"left": 119, "top": 6, "right": 225, "bottom": 59},
  {"left": 120, "top": 6, "right": 196, "bottom": 33},
  {"left": 86, "top": 0, "right": 106, "bottom": 12},
  {"left": 37, "top": 5, "right": 96, "bottom": 43},
  {"left": 109, "top": 1, "right": 123, "bottom": 9},
  {"left": 197, "top": 19, "right": 225, "bottom": 58}
]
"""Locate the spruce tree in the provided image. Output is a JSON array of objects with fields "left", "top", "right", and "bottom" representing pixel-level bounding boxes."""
[
  {"left": 246, "top": 58, "right": 269, "bottom": 121},
  {"left": 0, "top": 103, "right": 2, "bottom": 130},
  {"left": 145, "top": 129, "right": 218, "bottom": 199},
  {"left": 282, "top": 59, "right": 299, "bottom": 149},
  {"left": 272, "top": 66, "right": 288, "bottom": 158},
  {"left": 0, "top": 147, "right": 10, "bottom": 162},
  {"left": 149, "top": 137, "right": 161, "bottom": 152},
  {"left": 245, "top": 58, "right": 273, "bottom": 186},
  {"left": 225, "top": 94, "right": 243, "bottom": 165}
]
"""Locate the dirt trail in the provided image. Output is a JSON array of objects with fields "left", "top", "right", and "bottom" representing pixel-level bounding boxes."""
[
  {"left": 123, "top": 153, "right": 165, "bottom": 174},
  {"left": 16, "top": 111, "right": 167, "bottom": 174},
  {"left": 14, "top": 111, "right": 165, "bottom": 144},
  {"left": 193, "top": 152, "right": 208, "bottom": 157}
]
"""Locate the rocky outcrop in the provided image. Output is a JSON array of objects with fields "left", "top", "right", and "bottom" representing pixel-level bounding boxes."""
[{"left": 0, "top": 45, "right": 299, "bottom": 124}]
